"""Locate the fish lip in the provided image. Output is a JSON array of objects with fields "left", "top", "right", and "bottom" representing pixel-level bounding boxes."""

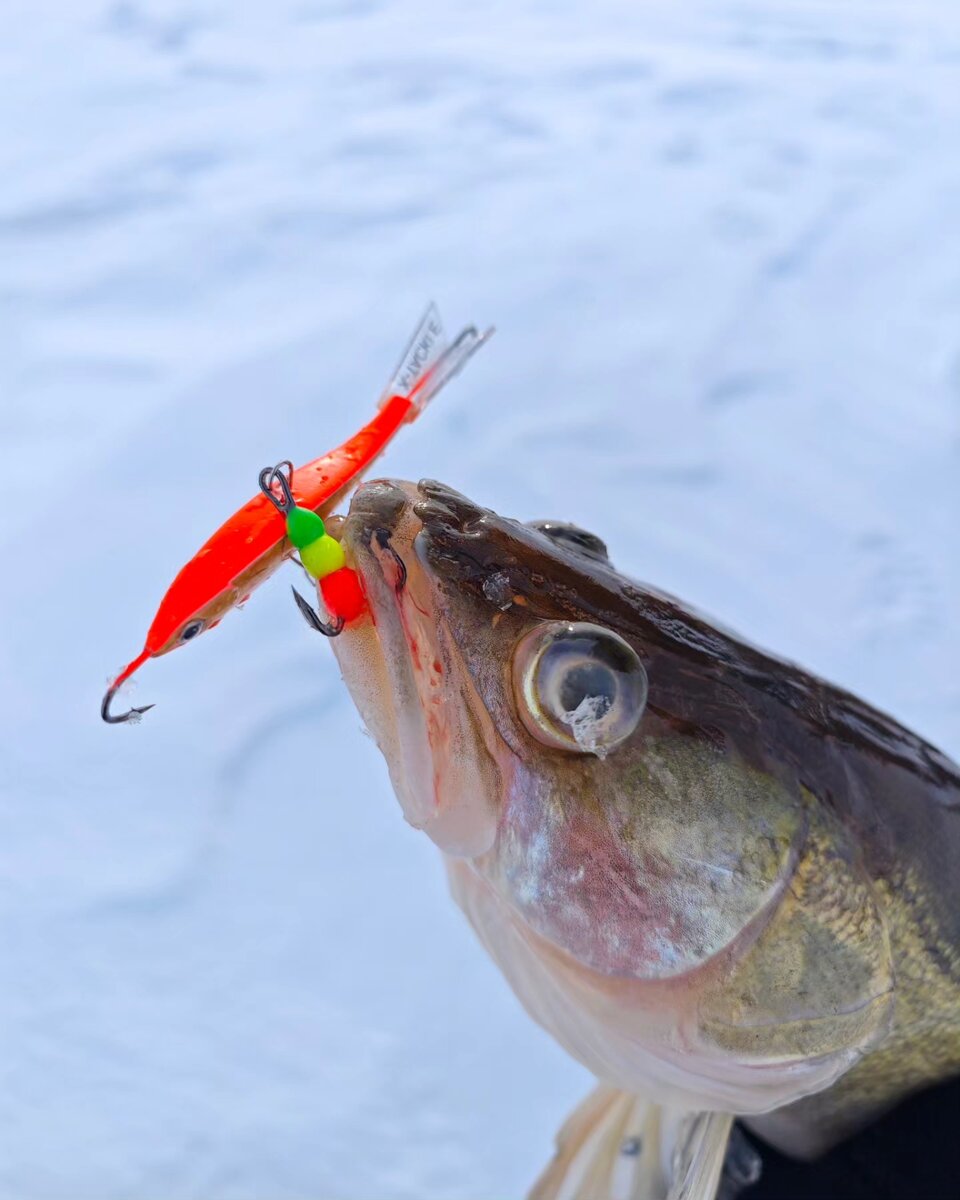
[
  {"left": 340, "top": 481, "right": 432, "bottom": 824},
  {"left": 341, "top": 477, "right": 490, "bottom": 602},
  {"left": 339, "top": 480, "right": 504, "bottom": 854},
  {"left": 344, "top": 477, "right": 482, "bottom": 545},
  {"left": 342, "top": 478, "right": 412, "bottom": 537},
  {"left": 340, "top": 482, "right": 451, "bottom": 840}
]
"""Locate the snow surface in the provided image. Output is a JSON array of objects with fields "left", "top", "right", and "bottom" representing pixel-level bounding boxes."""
[{"left": 1, "top": 1, "right": 959, "bottom": 1197}]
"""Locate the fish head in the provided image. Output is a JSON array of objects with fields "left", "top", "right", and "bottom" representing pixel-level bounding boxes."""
[{"left": 332, "top": 479, "right": 893, "bottom": 1112}]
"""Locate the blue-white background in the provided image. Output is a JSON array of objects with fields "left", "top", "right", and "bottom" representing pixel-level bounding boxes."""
[{"left": 1, "top": 2, "right": 958, "bottom": 1196}]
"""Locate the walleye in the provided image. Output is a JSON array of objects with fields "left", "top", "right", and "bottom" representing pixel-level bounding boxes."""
[{"left": 326, "top": 479, "right": 960, "bottom": 1200}]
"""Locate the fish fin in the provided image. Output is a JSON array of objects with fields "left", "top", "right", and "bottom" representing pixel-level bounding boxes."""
[
  {"left": 529, "top": 1084, "right": 668, "bottom": 1200},
  {"left": 529, "top": 1088, "right": 734, "bottom": 1200},
  {"left": 666, "top": 1110, "right": 734, "bottom": 1200}
]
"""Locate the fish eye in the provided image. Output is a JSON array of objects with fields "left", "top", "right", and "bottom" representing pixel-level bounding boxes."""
[
  {"left": 180, "top": 619, "right": 205, "bottom": 642},
  {"left": 512, "top": 622, "right": 647, "bottom": 757}
]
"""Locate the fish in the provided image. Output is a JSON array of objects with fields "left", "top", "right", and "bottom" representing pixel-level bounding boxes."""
[
  {"left": 101, "top": 307, "right": 492, "bottom": 723},
  {"left": 325, "top": 477, "right": 960, "bottom": 1200}
]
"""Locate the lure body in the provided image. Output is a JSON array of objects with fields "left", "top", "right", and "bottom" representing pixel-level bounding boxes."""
[
  {"left": 103, "top": 309, "right": 491, "bottom": 719},
  {"left": 144, "top": 389, "right": 415, "bottom": 659}
]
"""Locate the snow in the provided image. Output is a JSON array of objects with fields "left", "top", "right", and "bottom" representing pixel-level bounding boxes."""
[
  {"left": 564, "top": 694, "right": 615, "bottom": 759},
  {"left": 1, "top": 1, "right": 959, "bottom": 1196},
  {"left": 482, "top": 570, "right": 514, "bottom": 611}
]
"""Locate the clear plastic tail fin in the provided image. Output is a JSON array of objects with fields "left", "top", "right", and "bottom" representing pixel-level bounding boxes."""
[
  {"left": 381, "top": 303, "right": 494, "bottom": 415},
  {"left": 408, "top": 322, "right": 494, "bottom": 414},
  {"left": 381, "top": 302, "right": 447, "bottom": 404}
]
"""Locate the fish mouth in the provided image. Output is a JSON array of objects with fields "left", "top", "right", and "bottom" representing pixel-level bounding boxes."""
[{"left": 331, "top": 479, "right": 504, "bottom": 857}]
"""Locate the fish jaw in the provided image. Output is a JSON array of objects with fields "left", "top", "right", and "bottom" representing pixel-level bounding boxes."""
[
  {"left": 332, "top": 480, "right": 505, "bottom": 857},
  {"left": 447, "top": 854, "right": 883, "bottom": 1115}
]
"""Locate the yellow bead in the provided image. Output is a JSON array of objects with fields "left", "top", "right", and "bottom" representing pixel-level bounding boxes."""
[{"left": 300, "top": 534, "right": 345, "bottom": 579}]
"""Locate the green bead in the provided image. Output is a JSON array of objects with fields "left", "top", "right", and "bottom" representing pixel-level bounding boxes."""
[
  {"left": 300, "top": 534, "right": 346, "bottom": 579},
  {"left": 286, "top": 506, "right": 325, "bottom": 549}
]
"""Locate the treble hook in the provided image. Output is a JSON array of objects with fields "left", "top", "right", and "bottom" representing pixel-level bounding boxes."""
[
  {"left": 258, "top": 460, "right": 296, "bottom": 514},
  {"left": 260, "top": 460, "right": 345, "bottom": 636},
  {"left": 290, "top": 586, "right": 345, "bottom": 637},
  {"left": 101, "top": 684, "right": 155, "bottom": 725}
]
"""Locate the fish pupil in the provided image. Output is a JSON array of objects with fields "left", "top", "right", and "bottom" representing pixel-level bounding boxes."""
[{"left": 558, "top": 663, "right": 616, "bottom": 717}]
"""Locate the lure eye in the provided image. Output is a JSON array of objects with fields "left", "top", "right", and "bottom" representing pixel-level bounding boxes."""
[
  {"left": 512, "top": 622, "right": 647, "bottom": 757},
  {"left": 180, "top": 619, "right": 205, "bottom": 643}
]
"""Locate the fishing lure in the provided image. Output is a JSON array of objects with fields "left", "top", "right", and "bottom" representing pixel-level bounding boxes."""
[{"left": 102, "top": 307, "right": 492, "bottom": 724}]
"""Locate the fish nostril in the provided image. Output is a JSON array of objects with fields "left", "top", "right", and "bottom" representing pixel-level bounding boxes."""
[
  {"left": 417, "top": 479, "right": 486, "bottom": 525},
  {"left": 412, "top": 498, "right": 456, "bottom": 528}
]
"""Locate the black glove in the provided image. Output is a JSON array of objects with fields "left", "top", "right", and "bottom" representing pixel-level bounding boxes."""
[{"left": 724, "top": 1073, "right": 960, "bottom": 1200}]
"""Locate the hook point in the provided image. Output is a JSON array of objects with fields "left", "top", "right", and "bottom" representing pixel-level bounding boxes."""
[
  {"left": 101, "top": 686, "right": 155, "bottom": 725},
  {"left": 291, "top": 586, "right": 344, "bottom": 637}
]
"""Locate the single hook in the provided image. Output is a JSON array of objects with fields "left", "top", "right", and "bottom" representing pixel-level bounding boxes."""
[
  {"left": 258, "top": 460, "right": 296, "bottom": 514},
  {"left": 374, "top": 528, "right": 407, "bottom": 594},
  {"left": 101, "top": 684, "right": 155, "bottom": 724},
  {"left": 291, "top": 586, "right": 344, "bottom": 637}
]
